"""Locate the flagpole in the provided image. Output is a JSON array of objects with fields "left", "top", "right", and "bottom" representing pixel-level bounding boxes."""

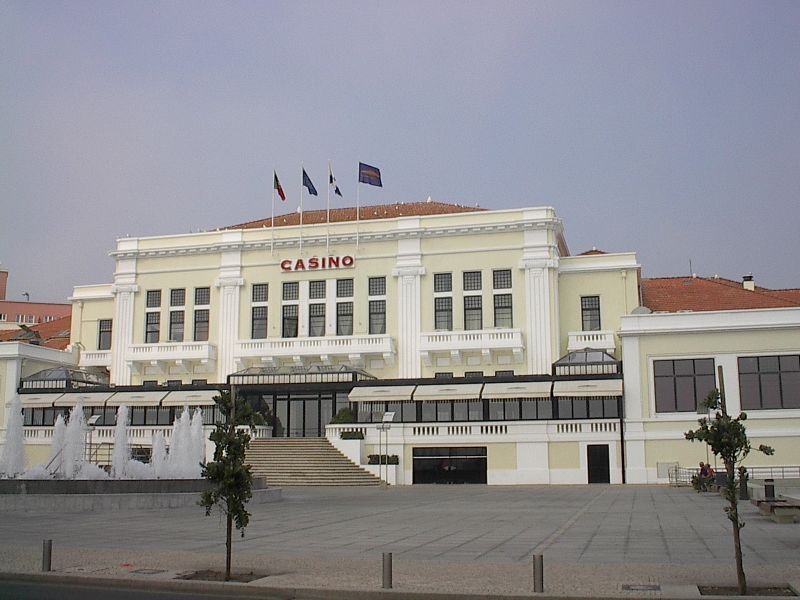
[
  {"left": 326, "top": 160, "right": 331, "bottom": 254},
  {"left": 271, "top": 169, "right": 275, "bottom": 254},
  {"left": 299, "top": 163, "right": 304, "bottom": 254},
  {"left": 356, "top": 160, "right": 360, "bottom": 248}
]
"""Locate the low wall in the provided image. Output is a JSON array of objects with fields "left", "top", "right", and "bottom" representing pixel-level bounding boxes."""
[
  {"left": 0, "top": 477, "right": 281, "bottom": 512},
  {"left": 0, "top": 477, "right": 270, "bottom": 495},
  {"left": 0, "top": 487, "right": 281, "bottom": 512}
]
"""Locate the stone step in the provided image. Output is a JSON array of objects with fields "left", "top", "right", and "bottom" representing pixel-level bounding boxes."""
[{"left": 246, "top": 437, "right": 381, "bottom": 487}]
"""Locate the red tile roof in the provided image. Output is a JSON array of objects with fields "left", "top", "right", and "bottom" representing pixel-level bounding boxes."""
[
  {"left": 0, "top": 315, "right": 71, "bottom": 350},
  {"left": 226, "top": 201, "right": 485, "bottom": 230},
  {"left": 641, "top": 277, "right": 800, "bottom": 313},
  {"left": 577, "top": 248, "right": 607, "bottom": 256}
]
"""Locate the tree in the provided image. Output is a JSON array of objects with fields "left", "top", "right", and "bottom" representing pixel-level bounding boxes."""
[
  {"left": 685, "top": 371, "right": 773, "bottom": 596},
  {"left": 199, "top": 390, "right": 256, "bottom": 581}
]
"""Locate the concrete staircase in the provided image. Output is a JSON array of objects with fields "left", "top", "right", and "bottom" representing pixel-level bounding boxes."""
[{"left": 246, "top": 438, "right": 382, "bottom": 486}]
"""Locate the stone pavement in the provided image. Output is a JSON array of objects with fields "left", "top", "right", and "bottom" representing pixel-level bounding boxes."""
[{"left": 1, "top": 485, "right": 798, "bottom": 598}]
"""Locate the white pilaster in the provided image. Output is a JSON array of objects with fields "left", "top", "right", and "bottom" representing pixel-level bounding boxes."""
[
  {"left": 110, "top": 283, "right": 138, "bottom": 385},
  {"left": 109, "top": 240, "right": 140, "bottom": 386},
  {"left": 215, "top": 232, "right": 244, "bottom": 382},
  {"left": 522, "top": 261, "right": 558, "bottom": 374},
  {"left": 392, "top": 231, "right": 424, "bottom": 378}
]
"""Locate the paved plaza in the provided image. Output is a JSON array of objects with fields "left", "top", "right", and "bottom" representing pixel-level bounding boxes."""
[{"left": 1, "top": 485, "right": 799, "bottom": 598}]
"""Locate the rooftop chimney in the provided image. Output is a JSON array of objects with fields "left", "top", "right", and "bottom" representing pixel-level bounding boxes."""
[
  {"left": 742, "top": 273, "right": 755, "bottom": 291},
  {"left": 0, "top": 270, "right": 7, "bottom": 301}
]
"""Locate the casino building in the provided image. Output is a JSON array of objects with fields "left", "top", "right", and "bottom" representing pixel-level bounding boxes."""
[{"left": 5, "top": 201, "right": 800, "bottom": 484}]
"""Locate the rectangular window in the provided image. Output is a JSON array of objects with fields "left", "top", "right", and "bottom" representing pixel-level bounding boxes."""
[
  {"left": 433, "top": 272, "right": 452, "bottom": 293},
  {"left": 434, "top": 297, "right": 453, "bottom": 330},
  {"left": 434, "top": 372, "right": 454, "bottom": 379},
  {"left": 463, "top": 271, "right": 482, "bottom": 291},
  {"left": 337, "top": 278, "right": 353, "bottom": 298},
  {"left": 97, "top": 319, "right": 112, "bottom": 350},
  {"left": 581, "top": 296, "right": 601, "bottom": 331},
  {"left": 169, "top": 311, "right": 184, "bottom": 342},
  {"left": 146, "top": 290, "right": 161, "bottom": 308},
  {"left": 251, "top": 306, "right": 267, "bottom": 339},
  {"left": 368, "top": 276, "right": 386, "bottom": 296},
  {"left": 145, "top": 312, "right": 160, "bottom": 344},
  {"left": 308, "top": 303, "right": 325, "bottom": 337},
  {"left": 464, "top": 295, "right": 483, "bottom": 330},
  {"left": 194, "top": 287, "right": 210, "bottom": 306},
  {"left": 170, "top": 289, "right": 186, "bottom": 307},
  {"left": 252, "top": 283, "right": 268, "bottom": 303},
  {"left": 336, "top": 302, "right": 353, "bottom": 336},
  {"left": 493, "top": 269, "right": 512, "bottom": 289},
  {"left": 465, "top": 371, "right": 483, "bottom": 378},
  {"left": 494, "top": 293, "right": 513, "bottom": 328},
  {"left": 653, "top": 358, "right": 716, "bottom": 413},
  {"left": 738, "top": 355, "right": 800, "bottom": 410},
  {"left": 495, "top": 370, "right": 514, "bottom": 377},
  {"left": 282, "top": 282, "right": 299, "bottom": 301},
  {"left": 309, "top": 280, "right": 326, "bottom": 300},
  {"left": 194, "top": 309, "right": 209, "bottom": 341},
  {"left": 282, "top": 305, "right": 298, "bottom": 338},
  {"left": 369, "top": 300, "right": 386, "bottom": 334}
]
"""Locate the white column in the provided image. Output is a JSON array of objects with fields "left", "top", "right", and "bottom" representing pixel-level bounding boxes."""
[
  {"left": 392, "top": 233, "right": 424, "bottom": 379},
  {"left": 215, "top": 276, "right": 243, "bottom": 382},
  {"left": 522, "top": 260, "right": 558, "bottom": 375},
  {"left": 110, "top": 283, "right": 138, "bottom": 385},
  {"left": 215, "top": 232, "right": 244, "bottom": 383}
]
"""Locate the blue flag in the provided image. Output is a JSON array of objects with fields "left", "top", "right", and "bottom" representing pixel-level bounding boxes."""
[
  {"left": 358, "top": 162, "right": 382, "bottom": 187},
  {"left": 302, "top": 168, "right": 318, "bottom": 196}
]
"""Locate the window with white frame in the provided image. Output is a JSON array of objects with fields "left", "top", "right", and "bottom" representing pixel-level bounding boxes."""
[
  {"left": 337, "top": 302, "right": 353, "bottom": 336},
  {"left": 494, "top": 293, "right": 512, "bottom": 328},
  {"left": 308, "top": 303, "right": 325, "bottom": 337},
  {"left": 97, "top": 319, "right": 113, "bottom": 350},
  {"left": 581, "top": 296, "right": 601, "bottom": 331},
  {"left": 653, "top": 358, "right": 716, "bottom": 413},
  {"left": 739, "top": 355, "right": 800, "bottom": 410},
  {"left": 464, "top": 295, "right": 482, "bottom": 330}
]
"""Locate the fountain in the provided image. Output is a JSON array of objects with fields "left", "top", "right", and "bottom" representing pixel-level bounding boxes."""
[{"left": 0, "top": 399, "right": 279, "bottom": 510}]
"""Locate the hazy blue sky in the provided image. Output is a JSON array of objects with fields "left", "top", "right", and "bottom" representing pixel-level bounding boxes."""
[{"left": 2, "top": 1, "right": 799, "bottom": 303}]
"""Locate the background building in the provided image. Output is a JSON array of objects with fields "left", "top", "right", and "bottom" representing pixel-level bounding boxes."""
[{"left": 2, "top": 202, "right": 798, "bottom": 485}]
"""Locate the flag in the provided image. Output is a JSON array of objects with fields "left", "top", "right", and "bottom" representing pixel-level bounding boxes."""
[
  {"left": 329, "top": 165, "right": 342, "bottom": 197},
  {"left": 358, "top": 162, "right": 382, "bottom": 187},
  {"left": 273, "top": 171, "right": 286, "bottom": 201},
  {"left": 302, "top": 168, "right": 318, "bottom": 196}
]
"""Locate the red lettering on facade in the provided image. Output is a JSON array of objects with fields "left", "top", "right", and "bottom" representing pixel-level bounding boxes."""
[{"left": 280, "top": 256, "right": 355, "bottom": 272}]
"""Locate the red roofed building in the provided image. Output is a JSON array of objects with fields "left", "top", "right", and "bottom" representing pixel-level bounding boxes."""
[{"left": 641, "top": 276, "right": 800, "bottom": 313}]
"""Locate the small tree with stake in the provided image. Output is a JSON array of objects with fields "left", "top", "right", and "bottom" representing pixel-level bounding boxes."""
[
  {"left": 685, "top": 367, "right": 773, "bottom": 596},
  {"left": 199, "top": 390, "right": 255, "bottom": 581}
]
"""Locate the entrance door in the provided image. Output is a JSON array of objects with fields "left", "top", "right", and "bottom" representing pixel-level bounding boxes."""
[{"left": 587, "top": 444, "right": 610, "bottom": 484}]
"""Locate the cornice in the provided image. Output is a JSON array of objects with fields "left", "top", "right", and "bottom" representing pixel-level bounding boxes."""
[{"left": 109, "top": 218, "right": 562, "bottom": 260}]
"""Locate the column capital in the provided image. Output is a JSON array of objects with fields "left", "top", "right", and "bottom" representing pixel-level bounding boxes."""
[
  {"left": 520, "top": 258, "right": 558, "bottom": 270},
  {"left": 392, "top": 266, "right": 425, "bottom": 278},
  {"left": 214, "top": 277, "right": 244, "bottom": 288},
  {"left": 111, "top": 283, "right": 139, "bottom": 295}
]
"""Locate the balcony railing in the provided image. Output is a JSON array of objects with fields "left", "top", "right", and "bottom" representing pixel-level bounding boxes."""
[
  {"left": 80, "top": 351, "right": 112, "bottom": 367},
  {"left": 419, "top": 328, "right": 524, "bottom": 365},
  {"left": 235, "top": 334, "right": 395, "bottom": 367},
  {"left": 567, "top": 330, "right": 616, "bottom": 354},
  {"left": 127, "top": 342, "right": 216, "bottom": 362}
]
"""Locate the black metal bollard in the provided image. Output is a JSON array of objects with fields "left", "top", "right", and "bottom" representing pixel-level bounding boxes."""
[
  {"left": 532, "top": 553, "right": 544, "bottom": 592},
  {"left": 382, "top": 552, "right": 392, "bottom": 589},
  {"left": 42, "top": 539, "right": 52, "bottom": 572}
]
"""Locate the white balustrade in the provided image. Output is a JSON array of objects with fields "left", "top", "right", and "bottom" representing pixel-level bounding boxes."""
[
  {"left": 567, "top": 330, "right": 616, "bottom": 353},
  {"left": 235, "top": 335, "right": 394, "bottom": 360},
  {"left": 80, "top": 351, "right": 112, "bottom": 367},
  {"left": 419, "top": 329, "right": 523, "bottom": 352}
]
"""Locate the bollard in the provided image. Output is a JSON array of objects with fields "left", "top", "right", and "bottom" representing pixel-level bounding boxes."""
[
  {"left": 532, "top": 553, "right": 544, "bottom": 593},
  {"left": 42, "top": 539, "right": 52, "bottom": 572},
  {"left": 765, "top": 478, "right": 775, "bottom": 500},
  {"left": 382, "top": 552, "right": 392, "bottom": 589}
]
